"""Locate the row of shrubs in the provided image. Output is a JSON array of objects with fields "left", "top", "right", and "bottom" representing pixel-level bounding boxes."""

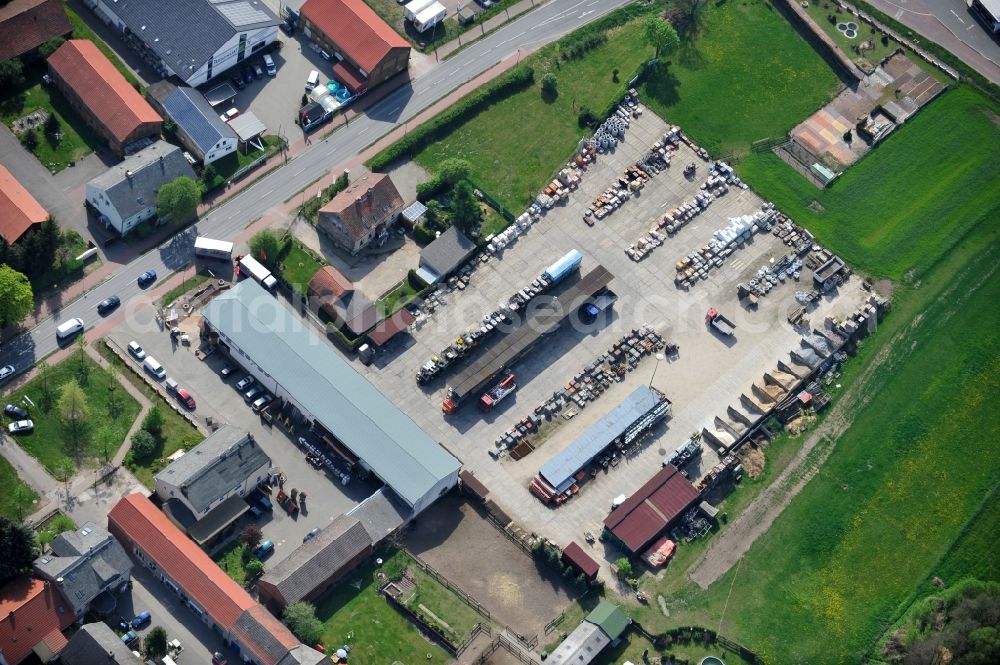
[
  {"left": 557, "top": 2, "right": 652, "bottom": 61},
  {"left": 368, "top": 65, "right": 536, "bottom": 171}
]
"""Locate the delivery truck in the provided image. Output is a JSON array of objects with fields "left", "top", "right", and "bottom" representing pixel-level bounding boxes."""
[{"left": 237, "top": 255, "right": 277, "bottom": 291}]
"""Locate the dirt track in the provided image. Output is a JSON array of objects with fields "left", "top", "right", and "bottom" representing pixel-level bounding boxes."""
[{"left": 688, "top": 254, "right": 999, "bottom": 589}]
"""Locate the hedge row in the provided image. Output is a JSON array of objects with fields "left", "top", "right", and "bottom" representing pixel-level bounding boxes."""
[
  {"left": 369, "top": 65, "right": 535, "bottom": 171},
  {"left": 556, "top": 1, "right": 652, "bottom": 60}
]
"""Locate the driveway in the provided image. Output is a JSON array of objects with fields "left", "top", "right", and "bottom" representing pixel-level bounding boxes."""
[{"left": 867, "top": 0, "right": 1000, "bottom": 84}]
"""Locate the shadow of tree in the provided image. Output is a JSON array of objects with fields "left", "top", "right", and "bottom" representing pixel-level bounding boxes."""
[{"left": 642, "top": 62, "right": 683, "bottom": 108}]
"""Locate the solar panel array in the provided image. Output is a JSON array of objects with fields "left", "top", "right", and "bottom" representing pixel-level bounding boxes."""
[{"left": 163, "top": 88, "right": 230, "bottom": 154}]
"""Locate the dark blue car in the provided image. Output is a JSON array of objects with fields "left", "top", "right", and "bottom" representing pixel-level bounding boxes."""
[
  {"left": 130, "top": 611, "right": 151, "bottom": 629},
  {"left": 137, "top": 270, "right": 157, "bottom": 287}
]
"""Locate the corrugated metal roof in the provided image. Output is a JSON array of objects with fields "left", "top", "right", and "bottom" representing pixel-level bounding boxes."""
[
  {"left": 561, "top": 542, "right": 598, "bottom": 579},
  {"left": 540, "top": 386, "right": 663, "bottom": 491},
  {"left": 586, "top": 601, "right": 630, "bottom": 640},
  {"left": 603, "top": 465, "right": 700, "bottom": 553},
  {"left": 202, "top": 280, "right": 459, "bottom": 508}
]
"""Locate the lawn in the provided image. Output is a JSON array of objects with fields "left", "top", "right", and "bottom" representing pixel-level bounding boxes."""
[
  {"left": 97, "top": 342, "right": 204, "bottom": 488},
  {"left": 0, "top": 457, "right": 38, "bottom": 521},
  {"left": 738, "top": 86, "right": 1000, "bottom": 282},
  {"left": 202, "top": 135, "right": 285, "bottom": 193},
  {"left": 62, "top": 2, "right": 141, "bottom": 88},
  {"left": 214, "top": 541, "right": 253, "bottom": 587},
  {"left": 412, "top": 18, "right": 654, "bottom": 212},
  {"left": 4, "top": 350, "right": 141, "bottom": 474},
  {"left": 313, "top": 550, "right": 452, "bottom": 665},
  {"left": 640, "top": 0, "right": 840, "bottom": 157},
  {"left": 276, "top": 236, "right": 325, "bottom": 294},
  {"left": 0, "top": 79, "right": 101, "bottom": 173},
  {"left": 398, "top": 564, "right": 484, "bottom": 648},
  {"left": 801, "top": 0, "right": 897, "bottom": 70},
  {"left": 633, "top": 217, "right": 1000, "bottom": 663}
]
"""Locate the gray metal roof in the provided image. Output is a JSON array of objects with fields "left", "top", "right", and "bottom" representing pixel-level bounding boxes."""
[
  {"left": 202, "top": 280, "right": 460, "bottom": 507},
  {"left": 101, "top": 0, "right": 279, "bottom": 79},
  {"left": 163, "top": 86, "right": 237, "bottom": 156},
  {"left": 61, "top": 623, "right": 142, "bottom": 665},
  {"left": 228, "top": 111, "right": 267, "bottom": 141},
  {"left": 87, "top": 140, "right": 196, "bottom": 221},
  {"left": 419, "top": 226, "right": 476, "bottom": 278},
  {"left": 547, "top": 620, "right": 610, "bottom": 665},
  {"left": 540, "top": 386, "right": 664, "bottom": 491},
  {"left": 187, "top": 494, "right": 251, "bottom": 544},
  {"left": 259, "top": 515, "right": 371, "bottom": 606},
  {"left": 347, "top": 487, "right": 410, "bottom": 543},
  {"left": 155, "top": 426, "right": 271, "bottom": 515},
  {"left": 34, "top": 522, "right": 132, "bottom": 616}
]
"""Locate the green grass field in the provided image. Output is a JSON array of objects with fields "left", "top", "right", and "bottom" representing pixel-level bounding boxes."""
[
  {"left": 1, "top": 81, "right": 101, "bottom": 173},
  {"left": 276, "top": 237, "right": 325, "bottom": 294},
  {"left": 636, "top": 217, "right": 1000, "bottom": 663},
  {"left": 400, "top": 565, "right": 483, "bottom": 647},
  {"left": 738, "top": 86, "right": 1000, "bottom": 282},
  {"left": 0, "top": 457, "right": 38, "bottom": 521},
  {"left": 413, "top": 20, "right": 653, "bottom": 212},
  {"left": 640, "top": 0, "right": 840, "bottom": 156},
  {"left": 6, "top": 350, "right": 141, "bottom": 474},
  {"left": 313, "top": 550, "right": 451, "bottom": 665},
  {"left": 215, "top": 542, "right": 251, "bottom": 586}
]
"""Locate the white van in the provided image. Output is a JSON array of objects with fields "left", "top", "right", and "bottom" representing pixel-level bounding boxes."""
[
  {"left": 55, "top": 318, "right": 84, "bottom": 342},
  {"left": 305, "top": 70, "right": 320, "bottom": 91},
  {"left": 143, "top": 357, "right": 166, "bottom": 380},
  {"left": 263, "top": 54, "right": 276, "bottom": 76},
  {"left": 164, "top": 377, "right": 179, "bottom": 393}
]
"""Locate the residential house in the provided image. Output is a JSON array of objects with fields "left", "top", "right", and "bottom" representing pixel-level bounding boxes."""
[
  {"left": 299, "top": 0, "right": 410, "bottom": 93},
  {"left": 0, "top": 576, "right": 74, "bottom": 665},
  {"left": 316, "top": 172, "right": 404, "bottom": 255},
  {"left": 85, "top": 140, "right": 196, "bottom": 236},
  {"left": 33, "top": 522, "right": 133, "bottom": 620},
  {"left": 257, "top": 515, "right": 372, "bottom": 613},
  {"left": 154, "top": 426, "right": 271, "bottom": 549},
  {"left": 108, "top": 493, "right": 327, "bottom": 665},
  {"left": 60, "top": 622, "right": 142, "bottom": 665},
  {"left": 547, "top": 601, "right": 630, "bottom": 665},
  {"left": 88, "top": 0, "right": 280, "bottom": 86},
  {"left": 0, "top": 0, "right": 71, "bottom": 61},
  {"left": 47, "top": 40, "right": 162, "bottom": 156},
  {"left": 148, "top": 82, "right": 238, "bottom": 165},
  {"left": 0, "top": 164, "right": 47, "bottom": 244}
]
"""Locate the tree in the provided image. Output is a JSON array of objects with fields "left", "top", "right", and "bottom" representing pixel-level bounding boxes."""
[
  {"left": 19, "top": 129, "right": 38, "bottom": 151},
  {"left": 36, "top": 360, "right": 54, "bottom": 411},
  {"left": 249, "top": 230, "right": 281, "bottom": 269},
  {"left": 58, "top": 380, "right": 90, "bottom": 458},
  {"left": 644, "top": 17, "right": 680, "bottom": 59},
  {"left": 244, "top": 558, "right": 264, "bottom": 579},
  {"left": 200, "top": 163, "right": 217, "bottom": 185},
  {"left": 37, "top": 514, "right": 75, "bottom": 549},
  {"left": 44, "top": 113, "right": 61, "bottom": 137},
  {"left": 614, "top": 557, "right": 634, "bottom": 579},
  {"left": 155, "top": 176, "right": 200, "bottom": 225},
  {"left": 13, "top": 484, "right": 34, "bottom": 522},
  {"left": 0, "top": 517, "right": 38, "bottom": 586},
  {"left": 142, "top": 406, "right": 165, "bottom": 437},
  {"left": 0, "top": 265, "right": 33, "bottom": 327},
  {"left": 38, "top": 37, "right": 65, "bottom": 58},
  {"left": 438, "top": 158, "right": 471, "bottom": 187},
  {"left": 143, "top": 626, "right": 168, "bottom": 659},
  {"left": 450, "top": 180, "right": 482, "bottom": 236},
  {"left": 0, "top": 58, "right": 24, "bottom": 88},
  {"left": 541, "top": 72, "right": 558, "bottom": 97},
  {"left": 129, "top": 430, "right": 157, "bottom": 464},
  {"left": 240, "top": 524, "right": 263, "bottom": 550},
  {"left": 75, "top": 334, "right": 89, "bottom": 385},
  {"left": 283, "top": 602, "right": 324, "bottom": 645}
]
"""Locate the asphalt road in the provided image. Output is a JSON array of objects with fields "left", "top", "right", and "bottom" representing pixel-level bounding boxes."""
[{"left": 0, "top": 0, "right": 631, "bottom": 374}]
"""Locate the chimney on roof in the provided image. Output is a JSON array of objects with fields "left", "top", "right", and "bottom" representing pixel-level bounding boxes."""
[{"left": 125, "top": 170, "right": 133, "bottom": 179}]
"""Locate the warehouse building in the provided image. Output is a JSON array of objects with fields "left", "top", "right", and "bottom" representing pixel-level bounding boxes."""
[
  {"left": 603, "top": 464, "right": 700, "bottom": 554},
  {"left": 88, "top": 0, "right": 280, "bottom": 86},
  {"left": 299, "top": 0, "right": 410, "bottom": 93},
  {"left": 201, "top": 279, "right": 460, "bottom": 514}
]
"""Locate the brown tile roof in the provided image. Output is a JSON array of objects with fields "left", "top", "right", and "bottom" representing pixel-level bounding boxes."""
[
  {"left": 0, "top": 165, "right": 47, "bottom": 243},
  {"left": 603, "top": 465, "right": 700, "bottom": 553},
  {"left": 301, "top": 0, "right": 408, "bottom": 74},
  {"left": 47, "top": 40, "right": 161, "bottom": 144},
  {"left": 308, "top": 265, "right": 353, "bottom": 303},
  {"left": 366, "top": 308, "right": 415, "bottom": 347},
  {"left": 0, "top": 576, "right": 74, "bottom": 665},
  {"left": 108, "top": 494, "right": 254, "bottom": 629},
  {"left": 0, "top": 0, "right": 71, "bottom": 61},
  {"left": 319, "top": 172, "right": 403, "bottom": 243}
]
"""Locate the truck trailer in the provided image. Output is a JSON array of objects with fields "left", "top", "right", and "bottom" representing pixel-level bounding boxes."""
[
  {"left": 237, "top": 255, "right": 277, "bottom": 291},
  {"left": 442, "top": 265, "right": 613, "bottom": 414},
  {"left": 480, "top": 373, "right": 516, "bottom": 412},
  {"left": 195, "top": 236, "right": 234, "bottom": 261}
]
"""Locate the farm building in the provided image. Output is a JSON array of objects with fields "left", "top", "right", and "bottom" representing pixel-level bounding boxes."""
[
  {"left": 201, "top": 279, "right": 461, "bottom": 514},
  {"left": 0, "top": 165, "right": 47, "bottom": 244},
  {"left": 47, "top": 40, "right": 162, "bottom": 156},
  {"left": 307, "top": 265, "right": 382, "bottom": 337},
  {"left": 0, "top": 0, "right": 71, "bottom": 61},
  {"left": 60, "top": 623, "right": 142, "bottom": 665},
  {"left": 299, "top": 0, "right": 410, "bottom": 93},
  {"left": 561, "top": 541, "right": 600, "bottom": 581},
  {"left": 88, "top": 0, "right": 280, "bottom": 86},
  {"left": 603, "top": 464, "right": 700, "bottom": 554}
]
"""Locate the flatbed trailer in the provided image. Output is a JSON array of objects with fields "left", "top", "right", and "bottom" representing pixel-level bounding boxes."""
[{"left": 443, "top": 265, "right": 613, "bottom": 414}]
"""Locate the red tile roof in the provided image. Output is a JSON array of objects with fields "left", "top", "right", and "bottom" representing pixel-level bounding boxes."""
[
  {"left": 0, "top": 576, "right": 74, "bottom": 665},
  {"left": 108, "top": 494, "right": 254, "bottom": 629},
  {"left": 301, "top": 0, "right": 408, "bottom": 74},
  {"left": 561, "top": 541, "right": 599, "bottom": 580},
  {"left": 331, "top": 60, "right": 366, "bottom": 93},
  {"left": 603, "top": 465, "right": 700, "bottom": 553},
  {"left": 47, "top": 40, "right": 161, "bottom": 144},
  {"left": 308, "top": 265, "right": 353, "bottom": 302},
  {"left": 0, "top": 0, "right": 71, "bottom": 61},
  {"left": 0, "top": 165, "right": 47, "bottom": 243},
  {"left": 367, "top": 308, "right": 415, "bottom": 347},
  {"left": 319, "top": 172, "right": 404, "bottom": 242}
]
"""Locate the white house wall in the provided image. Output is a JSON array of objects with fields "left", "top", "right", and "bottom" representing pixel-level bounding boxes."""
[
  {"left": 204, "top": 137, "right": 237, "bottom": 165},
  {"left": 183, "top": 27, "right": 278, "bottom": 86},
  {"left": 85, "top": 183, "right": 123, "bottom": 232}
]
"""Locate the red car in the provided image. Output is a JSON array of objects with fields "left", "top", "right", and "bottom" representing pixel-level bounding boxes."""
[{"left": 176, "top": 388, "right": 196, "bottom": 410}]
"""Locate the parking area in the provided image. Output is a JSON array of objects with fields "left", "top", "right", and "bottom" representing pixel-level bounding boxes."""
[
  {"left": 404, "top": 493, "right": 574, "bottom": 638},
  {"left": 358, "top": 107, "right": 870, "bottom": 559},
  {"left": 106, "top": 314, "right": 379, "bottom": 568}
]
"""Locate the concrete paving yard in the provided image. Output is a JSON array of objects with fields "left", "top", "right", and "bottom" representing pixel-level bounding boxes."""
[{"left": 357, "top": 106, "right": 869, "bottom": 568}]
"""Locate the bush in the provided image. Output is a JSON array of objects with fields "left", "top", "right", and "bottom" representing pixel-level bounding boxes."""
[
  {"left": 283, "top": 602, "right": 324, "bottom": 645},
  {"left": 541, "top": 72, "right": 558, "bottom": 95},
  {"left": 578, "top": 106, "right": 596, "bottom": 128},
  {"left": 142, "top": 406, "right": 164, "bottom": 437},
  {"left": 244, "top": 558, "right": 263, "bottom": 579},
  {"left": 416, "top": 176, "right": 446, "bottom": 202},
  {"left": 615, "top": 556, "right": 634, "bottom": 578},
  {"left": 130, "top": 429, "right": 157, "bottom": 464},
  {"left": 38, "top": 37, "right": 65, "bottom": 59},
  {"left": 20, "top": 130, "right": 38, "bottom": 151},
  {"left": 369, "top": 65, "right": 535, "bottom": 170},
  {"left": 44, "top": 114, "right": 60, "bottom": 136},
  {"left": 412, "top": 223, "right": 437, "bottom": 246},
  {"left": 407, "top": 268, "right": 429, "bottom": 290}
]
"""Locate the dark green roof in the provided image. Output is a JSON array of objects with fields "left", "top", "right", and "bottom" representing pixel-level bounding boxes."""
[{"left": 586, "top": 600, "right": 630, "bottom": 640}]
